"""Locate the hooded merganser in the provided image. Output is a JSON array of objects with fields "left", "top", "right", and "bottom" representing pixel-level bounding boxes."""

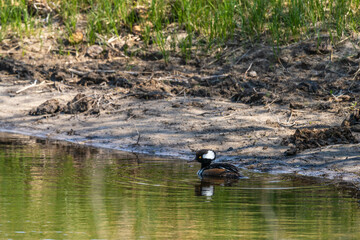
[{"left": 195, "top": 149, "right": 240, "bottom": 179}]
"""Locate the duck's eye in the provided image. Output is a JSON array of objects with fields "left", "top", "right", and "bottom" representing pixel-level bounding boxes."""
[{"left": 199, "top": 156, "right": 202, "bottom": 159}]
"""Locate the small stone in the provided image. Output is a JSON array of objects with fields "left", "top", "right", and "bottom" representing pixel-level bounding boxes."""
[
  {"left": 285, "top": 147, "right": 297, "bottom": 156},
  {"left": 172, "top": 103, "right": 181, "bottom": 108},
  {"left": 248, "top": 71, "right": 257, "bottom": 77},
  {"left": 66, "top": 129, "right": 76, "bottom": 136},
  {"left": 86, "top": 45, "right": 104, "bottom": 58}
]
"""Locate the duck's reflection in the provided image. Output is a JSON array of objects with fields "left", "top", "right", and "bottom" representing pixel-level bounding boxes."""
[
  {"left": 195, "top": 181, "right": 215, "bottom": 197},
  {"left": 195, "top": 177, "right": 239, "bottom": 197}
]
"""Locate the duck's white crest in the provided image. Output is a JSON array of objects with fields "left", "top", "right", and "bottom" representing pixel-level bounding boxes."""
[{"left": 202, "top": 150, "right": 215, "bottom": 160}]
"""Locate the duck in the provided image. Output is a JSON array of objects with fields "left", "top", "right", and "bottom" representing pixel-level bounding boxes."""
[{"left": 194, "top": 149, "right": 240, "bottom": 179}]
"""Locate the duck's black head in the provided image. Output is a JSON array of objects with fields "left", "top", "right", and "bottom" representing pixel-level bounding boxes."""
[{"left": 195, "top": 149, "right": 216, "bottom": 167}]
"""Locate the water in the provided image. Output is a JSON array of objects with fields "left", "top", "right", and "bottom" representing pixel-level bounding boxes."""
[{"left": 0, "top": 133, "right": 360, "bottom": 240}]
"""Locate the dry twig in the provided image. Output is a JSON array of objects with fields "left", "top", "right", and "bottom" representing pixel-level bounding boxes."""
[
  {"left": 244, "top": 62, "right": 253, "bottom": 78},
  {"left": 16, "top": 80, "right": 48, "bottom": 94}
]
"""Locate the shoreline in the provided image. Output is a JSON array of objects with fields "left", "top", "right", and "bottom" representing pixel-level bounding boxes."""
[{"left": 1, "top": 105, "right": 360, "bottom": 189}]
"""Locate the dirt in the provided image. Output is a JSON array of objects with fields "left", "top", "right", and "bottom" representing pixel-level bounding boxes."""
[
  {"left": 29, "top": 99, "right": 63, "bottom": 115},
  {"left": 1, "top": 35, "right": 360, "bottom": 187},
  {"left": 283, "top": 127, "right": 358, "bottom": 155}
]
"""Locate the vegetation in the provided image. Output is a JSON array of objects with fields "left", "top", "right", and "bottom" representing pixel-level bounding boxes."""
[{"left": 1, "top": 0, "right": 360, "bottom": 59}]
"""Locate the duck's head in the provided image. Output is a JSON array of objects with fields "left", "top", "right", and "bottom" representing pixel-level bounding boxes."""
[{"left": 195, "top": 149, "right": 216, "bottom": 164}]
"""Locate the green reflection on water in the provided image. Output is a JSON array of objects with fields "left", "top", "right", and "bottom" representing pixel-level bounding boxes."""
[{"left": 0, "top": 133, "right": 359, "bottom": 240}]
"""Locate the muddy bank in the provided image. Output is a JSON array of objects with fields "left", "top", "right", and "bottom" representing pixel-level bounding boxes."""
[{"left": 1, "top": 38, "right": 360, "bottom": 187}]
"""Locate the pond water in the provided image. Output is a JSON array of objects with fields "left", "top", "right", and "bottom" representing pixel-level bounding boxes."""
[{"left": 0, "top": 132, "right": 360, "bottom": 240}]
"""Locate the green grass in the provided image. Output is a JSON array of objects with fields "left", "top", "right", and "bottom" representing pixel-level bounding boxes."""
[{"left": 1, "top": 0, "right": 360, "bottom": 60}]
